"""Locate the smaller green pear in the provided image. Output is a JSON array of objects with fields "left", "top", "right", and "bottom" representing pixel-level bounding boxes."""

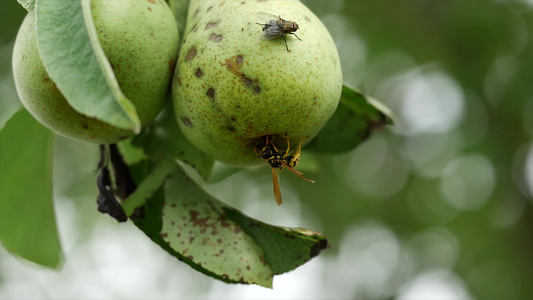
[{"left": 12, "top": 0, "right": 179, "bottom": 144}]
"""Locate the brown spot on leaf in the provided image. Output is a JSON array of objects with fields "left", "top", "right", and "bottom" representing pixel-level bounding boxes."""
[
  {"left": 160, "top": 232, "right": 168, "bottom": 238},
  {"left": 185, "top": 47, "right": 197, "bottom": 62},
  {"left": 176, "top": 76, "right": 182, "bottom": 86},
  {"left": 147, "top": 0, "right": 155, "bottom": 4}
]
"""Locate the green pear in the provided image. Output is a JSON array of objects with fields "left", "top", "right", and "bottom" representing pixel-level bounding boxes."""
[
  {"left": 173, "top": 0, "right": 342, "bottom": 166},
  {"left": 12, "top": 0, "right": 179, "bottom": 144}
]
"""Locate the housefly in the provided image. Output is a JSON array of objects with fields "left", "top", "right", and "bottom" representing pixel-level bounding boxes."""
[{"left": 256, "top": 12, "right": 302, "bottom": 52}]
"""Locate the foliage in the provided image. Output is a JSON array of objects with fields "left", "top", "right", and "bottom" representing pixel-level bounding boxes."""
[
  {"left": 0, "top": 110, "right": 61, "bottom": 268},
  {"left": 1, "top": 0, "right": 532, "bottom": 298},
  {"left": 0, "top": 0, "right": 390, "bottom": 288}
]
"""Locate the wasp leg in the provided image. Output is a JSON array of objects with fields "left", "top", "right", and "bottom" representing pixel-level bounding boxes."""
[
  {"left": 281, "top": 161, "right": 315, "bottom": 183},
  {"left": 291, "top": 136, "right": 308, "bottom": 165},
  {"left": 271, "top": 167, "right": 283, "bottom": 205},
  {"left": 284, "top": 135, "right": 291, "bottom": 157},
  {"left": 271, "top": 137, "right": 280, "bottom": 153}
]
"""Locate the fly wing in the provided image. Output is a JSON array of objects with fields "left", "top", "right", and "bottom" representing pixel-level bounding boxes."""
[
  {"left": 255, "top": 12, "right": 279, "bottom": 23},
  {"left": 260, "top": 25, "right": 283, "bottom": 40}
]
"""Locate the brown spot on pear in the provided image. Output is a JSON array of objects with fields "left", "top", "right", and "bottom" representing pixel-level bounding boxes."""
[{"left": 172, "top": 0, "right": 342, "bottom": 165}]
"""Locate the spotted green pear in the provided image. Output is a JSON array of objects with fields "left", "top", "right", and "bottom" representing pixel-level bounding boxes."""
[
  {"left": 173, "top": 0, "right": 342, "bottom": 165},
  {"left": 12, "top": 0, "right": 178, "bottom": 144}
]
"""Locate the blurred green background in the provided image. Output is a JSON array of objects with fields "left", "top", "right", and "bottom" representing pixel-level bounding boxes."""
[{"left": 1, "top": 0, "right": 532, "bottom": 299}]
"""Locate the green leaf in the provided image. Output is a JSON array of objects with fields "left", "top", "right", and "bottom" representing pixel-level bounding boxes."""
[
  {"left": 0, "top": 109, "right": 63, "bottom": 268},
  {"left": 133, "top": 165, "right": 329, "bottom": 287},
  {"left": 137, "top": 103, "right": 214, "bottom": 181},
  {"left": 162, "top": 171, "right": 273, "bottom": 286},
  {"left": 223, "top": 210, "right": 329, "bottom": 275},
  {"left": 207, "top": 162, "right": 243, "bottom": 184},
  {"left": 305, "top": 84, "right": 394, "bottom": 154},
  {"left": 116, "top": 138, "right": 147, "bottom": 166},
  {"left": 17, "top": 0, "right": 35, "bottom": 12},
  {"left": 35, "top": 0, "right": 141, "bottom": 132},
  {"left": 122, "top": 159, "right": 175, "bottom": 217}
]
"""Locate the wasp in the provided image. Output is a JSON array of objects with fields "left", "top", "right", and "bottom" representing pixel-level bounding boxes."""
[
  {"left": 256, "top": 12, "right": 302, "bottom": 52},
  {"left": 254, "top": 135, "right": 314, "bottom": 205}
]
